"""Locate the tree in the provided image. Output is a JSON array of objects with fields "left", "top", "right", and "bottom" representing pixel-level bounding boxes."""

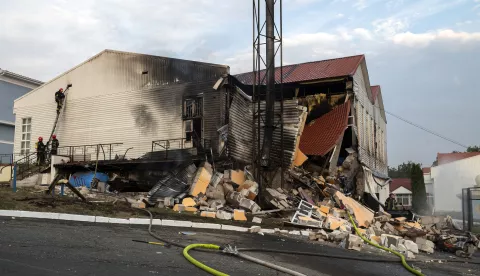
[
  {"left": 388, "top": 162, "right": 417, "bottom": 178},
  {"left": 410, "top": 163, "right": 428, "bottom": 214},
  {"left": 467, "top": 145, "right": 480, "bottom": 152}
]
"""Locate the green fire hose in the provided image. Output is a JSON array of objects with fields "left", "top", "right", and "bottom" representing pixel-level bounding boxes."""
[
  {"left": 182, "top": 244, "right": 229, "bottom": 276},
  {"left": 347, "top": 211, "right": 424, "bottom": 276}
]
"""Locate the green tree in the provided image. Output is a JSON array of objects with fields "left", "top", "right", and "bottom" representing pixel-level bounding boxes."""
[
  {"left": 467, "top": 145, "right": 480, "bottom": 152},
  {"left": 388, "top": 161, "right": 417, "bottom": 178},
  {"left": 410, "top": 163, "right": 428, "bottom": 214}
]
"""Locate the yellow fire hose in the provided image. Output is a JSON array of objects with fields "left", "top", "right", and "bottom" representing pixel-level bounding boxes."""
[
  {"left": 182, "top": 244, "right": 229, "bottom": 276},
  {"left": 347, "top": 212, "right": 424, "bottom": 276}
]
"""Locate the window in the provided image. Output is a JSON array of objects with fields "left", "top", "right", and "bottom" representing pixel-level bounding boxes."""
[
  {"left": 183, "top": 97, "right": 203, "bottom": 119},
  {"left": 184, "top": 120, "right": 193, "bottom": 142},
  {"left": 21, "top": 118, "right": 32, "bottom": 155},
  {"left": 396, "top": 194, "right": 412, "bottom": 207}
]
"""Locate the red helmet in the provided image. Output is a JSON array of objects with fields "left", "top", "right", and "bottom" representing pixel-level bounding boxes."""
[
  {"left": 52, "top": 134, "right": 56, "bottom": 139},
  {"left": 59, "top": 88, "right": 64, "bottom": 92},
  {"left": 38, "top": 137, "right": 43, "bottom": 141}
]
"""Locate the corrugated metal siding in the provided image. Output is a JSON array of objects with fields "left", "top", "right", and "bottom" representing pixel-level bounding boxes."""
[
  {"left": 353, "top": 64, "right": 387, "bottom": 175},
  {"left": 13, "top": 51, "right": 228, "bottom": 160},
  {"left": 228, "top": 89, "right": 306, "bottom": 167},
  {"left": 14, "top": 80, "right": 223, "bottom": 160},
  {"left": 14, "top": 50, "right": 229, "bottom": 109}
]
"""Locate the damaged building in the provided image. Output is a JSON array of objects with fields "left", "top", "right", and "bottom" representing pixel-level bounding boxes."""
[{"left": 231, "top": 54, "right": 390, "bottom": 208}]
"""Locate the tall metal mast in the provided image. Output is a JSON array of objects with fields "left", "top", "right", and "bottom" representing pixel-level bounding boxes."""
[{"left": 252, "top": 0, "right": 283, "bottom": 193}]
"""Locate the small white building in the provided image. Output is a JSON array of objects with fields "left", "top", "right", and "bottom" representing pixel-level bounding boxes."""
[
  {"left": 429, "top": 152, "right": 480, "bottom": 213},
  {"left": 389, "top": 178, "right": 412, "bottom": 209}
]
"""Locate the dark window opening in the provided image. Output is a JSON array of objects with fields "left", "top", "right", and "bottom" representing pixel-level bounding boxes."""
[{"left": 183, "top": 97, "right": 203, "bottom": 119}]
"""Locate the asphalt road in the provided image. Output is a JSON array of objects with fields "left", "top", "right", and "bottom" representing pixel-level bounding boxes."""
[{"left": 0, "top": 217, "right": 478, "bottom": 276}]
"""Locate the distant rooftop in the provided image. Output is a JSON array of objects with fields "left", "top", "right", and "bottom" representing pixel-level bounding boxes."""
[
  {"left": 0, "top": 68, "right": 43, "bottom": 86},
  {"left": 437, "top": 152, "right": 480, "bottom": 166}
]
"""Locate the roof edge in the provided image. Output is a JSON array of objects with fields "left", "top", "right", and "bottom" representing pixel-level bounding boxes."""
[
  {"left": 0, "top": 69, "right": 43, "bottom": 86},
  {"left": 0, "top": 120, "right": 15, "bottom": 126}
]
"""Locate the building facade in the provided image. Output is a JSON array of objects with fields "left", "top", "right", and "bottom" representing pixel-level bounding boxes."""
[
  {"left": 0, "top": 69, "right": 42, "bottom": 157},
  {"left": 13, "top": 50, "right": 229, "bottom": 161},
  {"left": 389, "top": 178, "right": 412, "bottom": 209}
]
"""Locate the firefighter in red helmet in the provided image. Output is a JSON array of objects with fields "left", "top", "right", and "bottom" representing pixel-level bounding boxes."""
[
  {"left": 35, "top": 136, "right": 45, "bottom": 165},
  {"left": 50, "top": 134, "right": 59, "bottom": 156}
]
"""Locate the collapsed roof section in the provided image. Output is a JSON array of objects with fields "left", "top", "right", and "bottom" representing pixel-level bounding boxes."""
[{"left": 299, "top": 101, "right": 351, "bottom": 156}]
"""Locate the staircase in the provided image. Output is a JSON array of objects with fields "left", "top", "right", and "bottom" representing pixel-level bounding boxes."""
[{"left": 15, "top": 152, "right": 50, "bottom": 181}]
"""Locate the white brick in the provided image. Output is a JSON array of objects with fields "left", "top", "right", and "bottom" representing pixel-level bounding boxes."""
[
  {"left": 174, "top": 220, "right": 193, "bottom": 227},
  {"left": 404, "top": 240, "right": 419, "bottom": 254},
  {"left": 128, "top": 218, "right": 150, "bottom": 225},
  {"left": 0, "top": 210, "right": 23, "bottom": 217},
  {"left": 95, "top": 216, "right": 110, "bottom": 223},
  {"left": 108, "top": 217, "right": 130, "bottom": 224},
  {"left": 221, "top": 225, "right": 248, "bottom": 232},
  {"left": 58, "top": 213, "right": 95, "bottom": 222},
  {"left": 152, "top": 219, "right": 162, "bottom": 226},
  {"left": 192, "top": 222, "right": 221, "bottom": 229},
  {"left": 162, "top": 219, "right": 175, "bottom": 226},
  {"left": 301, "top": 231, "right": 311, "bottom": 237},
  {"left": 260, "top": 228, "right": 276, "bottom": 234}
]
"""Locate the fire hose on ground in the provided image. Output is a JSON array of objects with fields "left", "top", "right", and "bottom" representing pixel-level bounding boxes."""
[{"left": 136, "top": 209, "right": 480, "bottom": 276}]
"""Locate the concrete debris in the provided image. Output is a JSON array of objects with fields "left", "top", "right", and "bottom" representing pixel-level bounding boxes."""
[
  {"left": 406, "top": 251, "right": 416, "bottom": 259},
  {"left": 200, "top": 211, "right": 216, "bottom": 218},
  {"left": 216, "top": 210, "right": 232, "bottom": 220},
  {"left": 249, "top": 226, "right": 261, "bottom": 233},
  {"left": 381, "top": 234, "right": 404, "bottom": 248},
  {"left": 252, "top": 217, "right": 262, "bottom": 224},
  {"left": 190, "top": 162, "right": 212, "bottom": 196},
  {"left": 329, "top": 230, "right": 349, "bottom": 242},
  {"left": 404, "top": 240, "right": 419, "bottom": 254},
  {"left": 346, "top": 234, "right": 363, "bottom": 251}
]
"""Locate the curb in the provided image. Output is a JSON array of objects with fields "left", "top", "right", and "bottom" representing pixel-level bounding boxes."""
[{"left": 0, "top": 210, "right": 279, "bottom": 234}]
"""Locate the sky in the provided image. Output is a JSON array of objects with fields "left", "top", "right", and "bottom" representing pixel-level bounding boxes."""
[{"left": 1, "top": 0, "right": 480, "bottom": 167}]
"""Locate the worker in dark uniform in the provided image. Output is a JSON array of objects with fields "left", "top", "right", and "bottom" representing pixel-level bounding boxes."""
[
  {"left": 35, "top": 137, "right": 45, "bottom": 165},
  {"left": 384, "top": 193, "right": 397, "bottom": 210},
  {"left": 50, "top": 134, "right": 59, "bottom": 156},
  {"left": 55, "top": 88, "right": 65, "bottom": 114}
]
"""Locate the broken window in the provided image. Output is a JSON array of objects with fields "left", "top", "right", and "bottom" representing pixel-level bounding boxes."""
[
  {"left": 21, "top": 117, "right": 32, "bottom": 155},
  {"left": 184, "top": 120, "right": 193, "bottom": 142},
  {"left": 183, "top": 97, "right": 203, "bottom": 119}
]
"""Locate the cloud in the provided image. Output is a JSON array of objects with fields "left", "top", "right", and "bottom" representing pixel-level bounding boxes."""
[
  {"left": 392, "top": 29, "right": 480, "bottom": 47},
  {"left": 372, "top": 17, "right": 409, "bottom": 38}
]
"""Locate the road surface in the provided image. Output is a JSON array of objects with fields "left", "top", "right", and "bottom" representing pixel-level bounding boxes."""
[{"left": 0, "top": 217, "right": 478, "bottom": 275}]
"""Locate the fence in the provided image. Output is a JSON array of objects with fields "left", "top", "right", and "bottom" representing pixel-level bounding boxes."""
[
  {"left": 150, "top": 138, "right": 211, "bottom": 160},
  {"left": 56, "top": 143, "right": 124, "bottom": 162},
  {"left": 462, "top": 187, "right": 480, "bottom": 232}
]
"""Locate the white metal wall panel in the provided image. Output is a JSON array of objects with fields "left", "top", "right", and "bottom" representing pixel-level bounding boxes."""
[
  {"left": 353, "top": 64, "right": 388, "bottom": 175},
  {"left": 431, "top": 155, "right": 480, "bottom": 212},
  {"left": 14, "top": 80, "right": 222, "bottom": 160}
]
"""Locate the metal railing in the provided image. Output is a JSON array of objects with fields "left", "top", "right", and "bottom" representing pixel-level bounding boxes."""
[
  {"left": 462, "top": 187, "right": 480, "bottom": 232},
  {"left": 151, "top": 138, "right": 211, "bottom": 160},
  {"left": 56, "top": 143, "right": 124, "bottom": 162}
]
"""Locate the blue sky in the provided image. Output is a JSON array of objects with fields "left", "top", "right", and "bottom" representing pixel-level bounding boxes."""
[{"left": 1, "top": 0, "right": 480, "bottom": 167}]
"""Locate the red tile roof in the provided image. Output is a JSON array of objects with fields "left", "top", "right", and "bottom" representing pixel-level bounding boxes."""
[
  {"left": 390, "top": 178, "right": 412, "bottom": 193},
  {"left": 422, "top": 167, "right": 431, "bottom": 174},
  {"left": 299, "top": 101, "right": 351, "bottom": 156},
  {"left": 370, "top": 85, "right": 380, "bottom": 103},
  {"left": 437, "top": 152, "right": 480, "bottom": 166},
  {"left": 235, "top": 55, "right": 365, "bottom": 85}
]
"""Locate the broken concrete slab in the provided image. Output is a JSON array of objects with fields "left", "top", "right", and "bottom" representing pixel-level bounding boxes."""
[
  {"left": 416, "top": 237, "right": 434, "bottom": 253},
  {"left": 209, "top": 172, "right": 224, "bottom": 188},
  {"left": 289, "top": 230, "right": 301, "bottom": 235},
  {"left": 298, "top": 216, "right": 323, "bottom": 228},
  {"left": 317, "top": 229, "right": 329, "bottom": 240},
  {"left": 381, "top": 234, "right": 404, "bottom": 248},
  {"left": 239, "top": 198, "right": 261, "bottom": 213},
  {"left": 319, "top": 205, "right": 330, "bottom": 215},
  {"left": 324, "top": 215, "right": 348, "bottom": 230},
  {"left": 249, "top": 226, "right": 261, "bottom": 233},
  {"left": 216, "top": 210, "right": 232, "bottom": 220},
  {"left": 397, "top": 244, "right": 407, "bottom": 254},
  {"left": 228, "top": 169, "right": 246, "bottom": 186},
  {"left": 346, "top": 234, "right": 363, "bottom": 251},
  {"left": 252, "top": 217, "right": 262, "bottom": 224},
  {"left": 329, "top": 230, "right": 349, "bottom": 242},
  {"left": 406, "top": 251, "right": 415, "bottom": 259},
  {"left": 404, "top": 240, "right": 419, "bottom": 254}
]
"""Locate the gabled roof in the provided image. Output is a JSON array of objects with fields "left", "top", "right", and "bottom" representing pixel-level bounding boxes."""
[
  {"left": 437, "top": 152, "right": 480, "bottom": 166},
  {"left": 390, "top": 178, "right": 412, "bottom": 193},
  {"left": 370, "top": 85, "right": 380, "bottom": 103},
  {"left": 422, "top": 167, "right": 431, "bottom": 174},
  {"left": 299, "top": 101, "right": 351, "bottom": 156},
  {"left": 0, "top": 68, "right": 43, "bottom": 87},
  {"left": 235, "top": 55, "right": 365, "bottom": 85}
]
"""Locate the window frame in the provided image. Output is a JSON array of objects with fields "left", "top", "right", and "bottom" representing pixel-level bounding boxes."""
[{"left": 20, "top": 117, "right": 32, "bottom": 155}]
